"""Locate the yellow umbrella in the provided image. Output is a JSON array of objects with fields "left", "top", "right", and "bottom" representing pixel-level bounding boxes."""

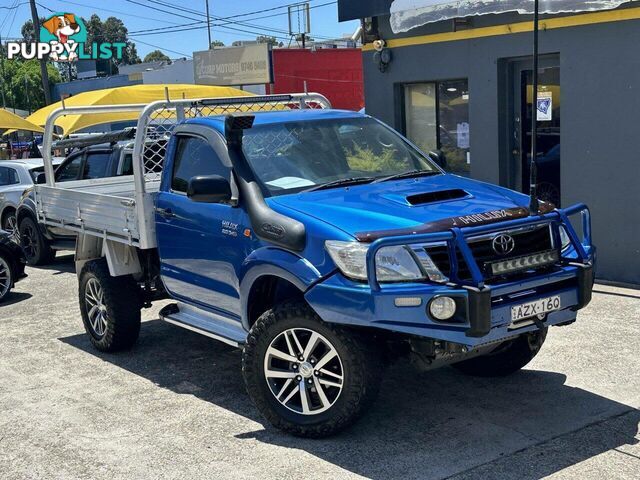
[
  {"left": 26, "top": 84, "right": 253, "bottom": 136},
  {"left": 0, "top": 108, "right": 45, "bottom": 133}
]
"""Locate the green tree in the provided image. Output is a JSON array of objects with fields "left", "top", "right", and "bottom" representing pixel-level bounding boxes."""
[
  {"left": 143, "top": 50, "right": 170, "bottom": 63},
  {"left": 256, "top": 35, "right": 278, "bottom": 47},
  {"left": 82, "top": 15, "right": 141, "bottom": 72},
  {"left": 21, "top": 18, "right": 45, "bottom": 43},
  {"left": 1, "top": 58, "right": 61, "bottom": 112},
  {"left": 210, "top": 40, "right": 225, "bottom": 48}
]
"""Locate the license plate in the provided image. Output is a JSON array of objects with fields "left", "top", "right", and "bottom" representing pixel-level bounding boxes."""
[{"left": 511, "top": 296, "right": 561, "bottom": 322}]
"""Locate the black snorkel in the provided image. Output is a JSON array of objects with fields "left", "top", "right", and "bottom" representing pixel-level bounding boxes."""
[{"left": 224, "top": 114, "right": 306, "bottom": 251}]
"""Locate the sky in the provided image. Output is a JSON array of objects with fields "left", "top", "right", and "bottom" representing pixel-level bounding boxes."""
[{"left": 0, "top": 0, "right": 359, "bottom": 59}]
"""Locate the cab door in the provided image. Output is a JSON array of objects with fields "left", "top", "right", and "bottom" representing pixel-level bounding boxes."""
[{"left": 155, "top": 131, "right": 250, "bottom": 318}]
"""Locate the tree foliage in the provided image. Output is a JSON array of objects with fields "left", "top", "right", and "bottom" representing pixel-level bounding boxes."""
[
  {"left": 143, "top": 50, "right": 171, "bottom": 63},
  {"left": 210, "top": 40, "right": 225, "bottom": 48},
  {"left": 256, "top": 35, "right": 280, "bottom": 47},
  {"left": 84, "top": 14, "right": 141, "bottom": 70},
  {"left": 0, "top": 58, "right": 61, "bottom": 112}
]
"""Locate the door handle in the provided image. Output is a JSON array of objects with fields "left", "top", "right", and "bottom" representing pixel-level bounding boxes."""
[{"left": 157, "top": 207, "right": 176, "bottom": 218}]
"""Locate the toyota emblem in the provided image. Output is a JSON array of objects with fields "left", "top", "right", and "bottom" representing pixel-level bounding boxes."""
[{"left": 492, "top": 234, "right": 515, "bottom": 255}]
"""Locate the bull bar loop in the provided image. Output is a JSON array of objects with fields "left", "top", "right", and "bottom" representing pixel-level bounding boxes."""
[{"left": 365, "top": 204, "right": 592, "bottom": 292}]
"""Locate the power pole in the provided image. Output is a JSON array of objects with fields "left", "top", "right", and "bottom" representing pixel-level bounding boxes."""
[
  {"left": 29, "top": 0, "right": 51, "bottom": 105},
  {"left": 24, "top": 75, "right": 31, "bottom": 114},
  {"left": 0, "top": 33, "right": 7, "bottom": 108},
  {"left": 205, "top": 0, "right": 212, "bottom": 49},
  {"left": 528, "top": 0, "right": 540, "bottom": 215}
]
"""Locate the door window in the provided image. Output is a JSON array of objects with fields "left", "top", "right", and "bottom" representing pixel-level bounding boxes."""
[
  {"left": 82, "top": 152, "right": 111, "bottom": 179},
  {"left": 404, "top": 79, "right": 470, "bottom": 175},
  {"left": 120, "top": 153, "right": 133, "bottom": 176},
  {"left": 171, "top": 136, "right": 228, "bottom": 193},
  {"left": 0, "top": 167, "right": 19, "bottom": 186},
  {"left": 56, "top": 155, "right": 83, "bottom": 181}
]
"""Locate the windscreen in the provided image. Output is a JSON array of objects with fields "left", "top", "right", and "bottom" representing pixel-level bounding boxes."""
[{"left": 241, "top": 117, "right": 437, "bottom": 196}]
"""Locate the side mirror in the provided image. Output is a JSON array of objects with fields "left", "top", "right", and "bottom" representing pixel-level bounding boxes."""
[
  {"left": 35, "top": 172, "right": 47, "bottom": 184},
  {"left": 187, "top": 175, "right": 232, "bottom": 203},
  {"left": 429, "top": 150, "right": 447, "bottom": 170}
]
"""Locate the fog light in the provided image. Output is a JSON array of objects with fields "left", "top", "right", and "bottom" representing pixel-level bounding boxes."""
[
  {"left": 429, "top": 296, "right": 457, "bottom": 320},
  {"left": 395, "top": 297, "right": 422, "bottom": 307}
]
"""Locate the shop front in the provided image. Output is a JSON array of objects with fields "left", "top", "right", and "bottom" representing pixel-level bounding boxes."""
[{"left": 338, "top": 0, "right": 640, "bottom": 285}]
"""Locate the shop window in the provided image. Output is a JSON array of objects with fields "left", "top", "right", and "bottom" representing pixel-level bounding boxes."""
[{"left": 403, "top": 79, "right": 470, "bottom": 175}]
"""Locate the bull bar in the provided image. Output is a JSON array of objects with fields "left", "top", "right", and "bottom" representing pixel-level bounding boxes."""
[{"left": 364, "top": 204, "right": 594, "bottom": 338}]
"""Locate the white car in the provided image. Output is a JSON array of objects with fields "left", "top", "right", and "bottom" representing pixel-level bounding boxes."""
[{"left": 0, "top": 158, "right": 64, "bottom": 241}]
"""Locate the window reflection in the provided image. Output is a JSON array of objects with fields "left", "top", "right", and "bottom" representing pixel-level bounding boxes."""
[{"left": 404, "top": 79, "right": 470, "bottom": 175}]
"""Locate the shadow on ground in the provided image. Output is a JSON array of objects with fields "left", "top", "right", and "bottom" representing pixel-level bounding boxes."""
[
  {"left": 0, "top": 291, "right": 32, "bottom": 307},
  {"left": 60, "top": 319, "right": 639, "bottom": 480},
  {"left": 36, "top": 253, "right": 76, "bottom": 274}
]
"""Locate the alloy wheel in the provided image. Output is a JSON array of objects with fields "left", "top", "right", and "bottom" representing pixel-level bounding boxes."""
[
  {"left": 264, "top": 327, "right": 344, "bottom": 415},
  {"left": 3, "top": 215, "right": 18, "bottom": 243},
  {"left": 0, "top": 256, "right": 11, "bottom": 300},
  {"left": 85, "top": 278, "right": 108, "bottom": 338},
  {"left": 20, "top": 223, "right": 39, "bottom": 260}
]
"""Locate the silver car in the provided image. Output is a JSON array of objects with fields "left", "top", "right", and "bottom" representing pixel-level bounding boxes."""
[{"left": 0, "top": 158, "right": 64, "bottom": 242}]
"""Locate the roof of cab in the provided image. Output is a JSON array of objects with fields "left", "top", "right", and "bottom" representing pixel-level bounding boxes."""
[{"left": 183, "top": 109, "right": 367, "bottom": 135}]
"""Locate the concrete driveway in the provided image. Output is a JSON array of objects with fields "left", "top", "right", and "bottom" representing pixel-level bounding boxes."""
[{"left": 1, "top": 254, "right": 638, "bottom": 479}]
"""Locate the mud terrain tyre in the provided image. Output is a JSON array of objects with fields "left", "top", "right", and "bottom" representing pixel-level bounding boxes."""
[
  {"left": 242, "top": 301, "right": 382, "bottom": 438},
  {"left": 452, "top": 328, "right": 548, "bottom": 377},
  {"left": 79, "top": 259, "right": 142, "bottom": 352}
]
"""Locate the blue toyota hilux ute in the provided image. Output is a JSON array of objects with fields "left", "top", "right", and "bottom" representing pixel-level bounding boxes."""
[{"left": 43, "top": 102, "right": 594, "bottom": 437}]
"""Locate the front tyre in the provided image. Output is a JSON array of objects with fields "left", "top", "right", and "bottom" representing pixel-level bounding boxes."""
[
  {"left": 242, "top": 302, "right": 382, "bottom": 438},
  {"left": 79, "top": 259, "right": 141, "bottom": 352},
  {"left": 451, "top": 328, "right": 548, "bottom": 377}
]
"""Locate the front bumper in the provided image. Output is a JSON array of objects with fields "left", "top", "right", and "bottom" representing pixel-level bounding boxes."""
[
  {"left": 305, "top": 262, "right": 592, "bottom": 347},
  {"left": 305, "top": 204, "right": 595, "bottom": 347}
]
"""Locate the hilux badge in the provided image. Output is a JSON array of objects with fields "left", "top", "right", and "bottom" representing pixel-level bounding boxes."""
[{"left": 492, "top": 234, "right": 515, "bottom": 255}]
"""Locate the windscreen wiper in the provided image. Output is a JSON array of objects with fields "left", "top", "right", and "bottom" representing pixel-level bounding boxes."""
[
  {"left": 304, "top": 176, "right": 376, "bottom": 192},
  {"left": 373, "top": 169, "right": 442, "bottom": 184}
]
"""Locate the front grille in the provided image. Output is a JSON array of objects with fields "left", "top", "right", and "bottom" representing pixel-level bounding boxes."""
[{"left": 424, "top": 225, "right": 555, "bottom": 282}]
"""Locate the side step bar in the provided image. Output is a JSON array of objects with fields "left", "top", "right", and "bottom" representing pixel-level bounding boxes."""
[{"left": 159, "top": 303, "right": 247, "bottom": 348}]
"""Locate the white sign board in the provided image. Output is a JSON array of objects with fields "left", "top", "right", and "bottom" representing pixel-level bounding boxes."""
[
  {"left": 536, "top": 92, "right": 553, "bottom": 121},
  {"left": 193, "top": 44, "right": 272, "bottom": 86}
]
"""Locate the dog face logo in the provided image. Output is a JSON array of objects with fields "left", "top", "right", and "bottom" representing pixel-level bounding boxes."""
[
  {"left": 40, "top": 12, "right": 87, "bottom": 61},
  {"left": 42, "top": 14, "right": 80, "bottom": 43}
]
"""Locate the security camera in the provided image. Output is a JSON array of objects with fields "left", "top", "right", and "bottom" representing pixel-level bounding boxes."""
[{"left": 372, "top": 39, "right": 386, "bottom": 52}]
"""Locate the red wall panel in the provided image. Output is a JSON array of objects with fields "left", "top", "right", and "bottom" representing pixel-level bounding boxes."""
[{"left": 270, "top": 48, "right": 364, "bottom": 111}]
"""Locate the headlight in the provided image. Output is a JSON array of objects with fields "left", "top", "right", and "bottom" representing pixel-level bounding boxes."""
[{"left": 325, "top": 241, "right": 445, "bottom": 283}]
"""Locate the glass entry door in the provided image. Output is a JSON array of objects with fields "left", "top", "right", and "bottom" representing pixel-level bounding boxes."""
[{"left": 510, "top": 57, "right": 561, "bottom": 206}]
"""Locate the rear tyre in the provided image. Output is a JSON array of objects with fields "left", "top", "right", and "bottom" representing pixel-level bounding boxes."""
[
  {"left": 242, "top": 301, "right": 382, "bottom": 438},
  {"left": 0, "top": 253, "right": 13, "bottom": 303},
  {"left": 2, "top": 211, "right": 18, "bottom": 243},
  {"left": 19, "top": 216, "right": 55, "bottom": 266},
  {"left": 79, "top": 259, "right": 142, "bottom": 352},
  {"left": 451, "top": 328, "right": 548, "bottom": 377}
]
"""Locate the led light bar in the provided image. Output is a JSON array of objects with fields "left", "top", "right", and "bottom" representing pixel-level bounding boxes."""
[{"left": 488, "top": 249, "right": 559, "bottom": 276}]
